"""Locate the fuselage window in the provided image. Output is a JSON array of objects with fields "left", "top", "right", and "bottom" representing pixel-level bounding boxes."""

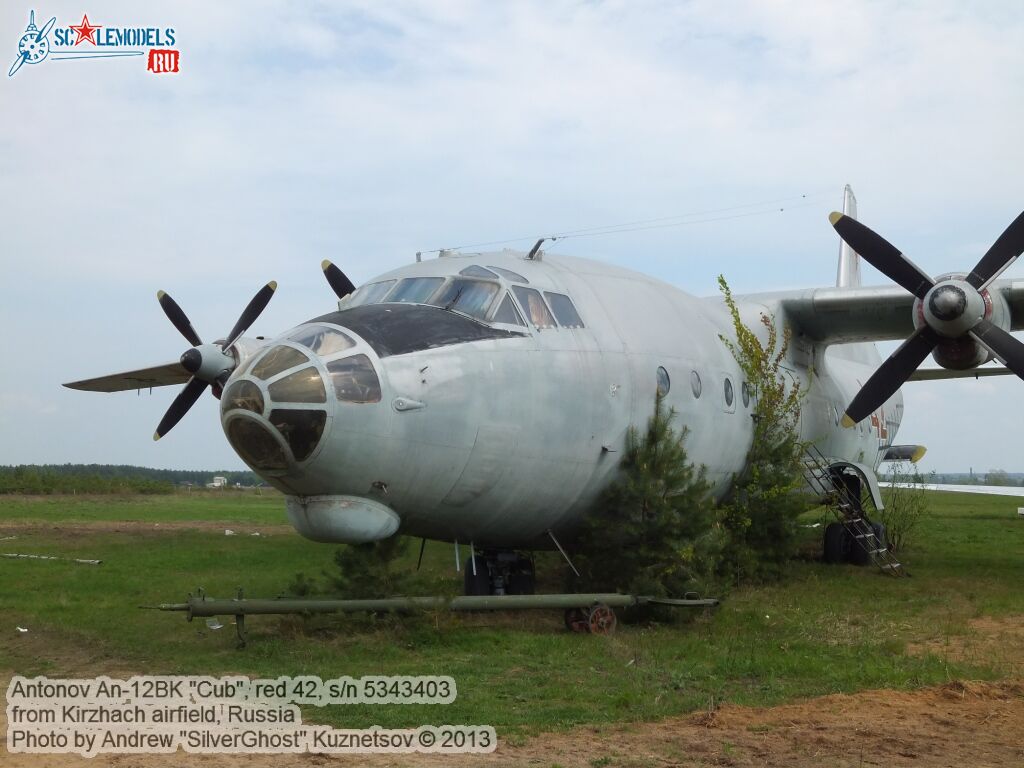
[
  {"left": 511, "top": 286, "right": 557, "bottom": 328},
  {"left": 487, "top": 266, "right": 529, "bottom": 283},
  {"left": 429, "top": 279, "right": 500, "bottom": 321},
  {"left": 724, "top": 378, "right": 734, "bottom": 407},
  {"left": 268, "top": 367, "right": 327, "bottom": 404},
  {"left": 544, "top": 292, "right": 585, "bottom": 328},
  {"left": 226, "top": 418, "right": 288, "bottom": 471},
  {"left": 251, "top": 346, "right": 310, "bottom": 380},
  {"left": 385, "top": 277, "right": 444, "bottom": 304},
  {"left": 288, "top": 325, "right": 355, "bottom": 357},
  {"left": 691, "top": 370, "right": 702, "bottom": 399},
  {"left": 327, "top": 354, "right": 382, "bottom": 403},
  {"left": 344, "top": 280, "right": 396, "bottom": 308},
  {"left": 460, "top": 265, "right": 498, "bottom": 279},
  {"left": 492, "top": 293, "right": 526, "bottom": 326},
  {"left": 656, "top": 366, "right": 670, "bottom": 396},
  {"left": 741, "top": 381, "right": 751, "bottom": 408}
]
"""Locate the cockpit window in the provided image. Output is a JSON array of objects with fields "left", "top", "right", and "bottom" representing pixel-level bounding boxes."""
[
  {"left": 288, "top": 325, "right": 355, "bottom": 356},
  {"left": 384, "top": 277, "right": 444, "bottom": 304},
  {"left": 344, "top": 280, "right": 396, "bottom": 308},
  {"left": 460, "top": 265, "right": 498, "bottom": 279},
  {"left": 429, "top": 279, "right": 499, "bottom": 321},
  {"left": 227, "top": 418, "right": 288, "bottom": 471},
  {"left": 544, "top": 292, "right": 585, "bottom": 328},
  {"left": 223, "top": 380, "right": 264, "bottom": 415},
  {"left": 326, "top": 354, "right": 381, "bottom": 403},
  {"left": 512, "top": 286, "right": 556, "bottom": 328},
  {"left": 251, "top": 346, "right": 310, "bottom": 380},
  {"left": 270, "top": 409, "right": 327, "bottom": 462},
  {"left": 492, "top": 293, "right": 526, "bottom": 326},
  {"left": 307, "top": 304, "right": 526, "bottom": 358},
  {"left": 268, "top": 367, "right": 327, "bottom": 403},
  {"left": 487, "top": 266, "right": 529, "bottom": 283}
]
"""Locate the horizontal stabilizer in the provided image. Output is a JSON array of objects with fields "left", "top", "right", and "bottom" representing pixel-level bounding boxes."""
[
  {"left": 881, "top": 445, "right": 927, "bottom": 463},
  {"left": 64, "top": 362, "right": 190, "bottom": 393},
  {"left": 907, "top": 365, "right": 1015, "bottom": 382}
]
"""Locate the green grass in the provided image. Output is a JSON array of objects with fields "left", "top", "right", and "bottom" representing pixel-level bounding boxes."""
[{"left": 1, "top": 489, "right": 1022, "bottom": 735}]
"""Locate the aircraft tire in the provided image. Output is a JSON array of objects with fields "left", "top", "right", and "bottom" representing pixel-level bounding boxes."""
[
  {"left": 823, "top": 522, "right": 848, "bottom": 564},
  {"left": 463, "top": 555, "right": 491, "bottom": 596}
]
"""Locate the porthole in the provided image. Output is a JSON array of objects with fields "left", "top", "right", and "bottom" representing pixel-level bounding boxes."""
[
  {"left": 690, "top": 370, "right": 702, "bottom": 399},
  {"left": 741, "top": 382, "right": 751, "bottom": 408},
  {"left": 724, "top": 378, "right": 734, "bottom": 407},
  {"left": 656, "top": 367, "right": 670, "bottom": 397}
]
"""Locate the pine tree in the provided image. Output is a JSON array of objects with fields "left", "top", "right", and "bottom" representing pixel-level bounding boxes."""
[{"left": 576, "top": 394, "right": 714, "bottom": 598}]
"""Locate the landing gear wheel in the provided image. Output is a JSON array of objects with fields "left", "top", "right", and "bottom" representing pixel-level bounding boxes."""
[
  {"left": 463, "top": 555, "right": 490, "bottom": 596},
  {"left": 823, "top": 522, "right": 848, "bottom": 564},
  {"left": 587, "top": 603, "right": 617, "bottom": 635},
  {"left": 564, "top": 608, "right": 589, "bottom": 633}
]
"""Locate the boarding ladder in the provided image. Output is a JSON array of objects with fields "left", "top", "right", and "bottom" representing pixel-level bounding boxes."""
[{"left": 803, "top": 445, "right": 908, "bottom": 577}]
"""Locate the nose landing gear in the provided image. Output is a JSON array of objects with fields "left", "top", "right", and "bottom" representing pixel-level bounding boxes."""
[{"left": 463, "top": 551, "right": 536, "bottom": 596}]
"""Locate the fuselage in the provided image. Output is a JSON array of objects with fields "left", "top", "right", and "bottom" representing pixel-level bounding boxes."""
[{"left": 219, "top": 250, "right": 902, "bottom": 548}]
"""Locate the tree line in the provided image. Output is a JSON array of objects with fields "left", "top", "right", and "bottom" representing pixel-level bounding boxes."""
[{"left": 0, "top": 465, "right": 262, "bottom": 495}]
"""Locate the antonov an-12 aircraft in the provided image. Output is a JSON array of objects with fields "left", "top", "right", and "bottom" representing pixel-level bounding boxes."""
[{"left": 66, "top": 187, "right": 1024, "bottom": 593}]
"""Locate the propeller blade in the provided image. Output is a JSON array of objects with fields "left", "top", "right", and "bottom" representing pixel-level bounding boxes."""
[
  {"left": 36, "top": 16, "right": 56, "bottom": 42},
  {"left": 222, "top": 281, "right": 277, "bottom": 351},
  {"left": 965, "top": 210, "right": 1024, "bottom": 290},
  {"left": 153, "top": 377, "right": 208, "bottom": 440},
  {"left": 829, "top": 212, "right": 935, "bottom": 299},
  {"left": 970, "top": 318, "right": 1024, "bottom": 380},
  {"left": 842, "top": 327, "right": 938, "bottom": 427},
  {"left": 8, "top": 52, "right": 27, "bottom": 78},
  {"left": 157, "top": 290, "right": 202, "bottom": 347},
  {"left": 322, "top": 260, "right": 356, "bottom": 299}
]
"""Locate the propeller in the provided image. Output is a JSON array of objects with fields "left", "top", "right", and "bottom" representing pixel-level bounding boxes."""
[
  {"left": 153, "top": 281, "right": 277, "bottom": 440},
  {"left": 321, "top": 260, "right": 356, "bottom": 300},
  {"left": 830, "top": 210, "right": 1024, "bottom": 426}
]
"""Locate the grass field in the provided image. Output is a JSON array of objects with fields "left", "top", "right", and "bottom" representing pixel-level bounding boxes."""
[{"left": 1, "top": 489, "right": 1022, "bottom": 738}]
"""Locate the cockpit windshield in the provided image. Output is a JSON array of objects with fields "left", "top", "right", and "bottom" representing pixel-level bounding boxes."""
[
  {"left": 287, "top": 325, "right": 355, "bottom": 356},
  {"left": 344, "top": 280, "right": 395, "bottom": 308},
  {"left": 429, "top": 279, "right": 499, "bottom": 321},
  {"left": 384, "top": 277, "right": 444, "bottom": 304}
]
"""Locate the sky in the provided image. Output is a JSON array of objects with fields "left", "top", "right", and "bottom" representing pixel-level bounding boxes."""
[{"left": 3, "top": 1, "right": 1024, "bottom": 473}]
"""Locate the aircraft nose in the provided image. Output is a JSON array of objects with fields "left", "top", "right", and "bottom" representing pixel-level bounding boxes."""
[{"left": 218, "top": 336, "right": 383, "bottom": 476}]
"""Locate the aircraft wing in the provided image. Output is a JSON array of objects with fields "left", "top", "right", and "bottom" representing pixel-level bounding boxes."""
[
  {"left": 741, "top": 278, "right": 1024, "bottom": 345},
  {"left": 64, "top": 362, "right": 190, "bottom": 392},
  {"left": 907, "top": 365, "right": 1015, "bottom": 381}
]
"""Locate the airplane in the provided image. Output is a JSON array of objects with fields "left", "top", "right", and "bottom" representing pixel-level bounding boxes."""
[{"left": 65, "top": 186, "right": 1024, "bottom": 594}]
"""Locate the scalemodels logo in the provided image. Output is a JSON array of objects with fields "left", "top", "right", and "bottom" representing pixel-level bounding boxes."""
[{"left": 8, "top": 9, "right": 179, "bottom": 77}]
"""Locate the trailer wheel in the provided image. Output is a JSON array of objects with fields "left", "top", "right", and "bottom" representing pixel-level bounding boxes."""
[
  {"left": 564, "top": 608, "right": 589, "bottom": 633},
  {"left": 823, "top": 522, "right": 848, "bottom": 564},
  {"left": 588, "top": 603, "right": 617, "bottom": 635}
]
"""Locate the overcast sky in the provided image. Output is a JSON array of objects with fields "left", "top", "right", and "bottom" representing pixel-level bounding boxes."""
[{"left": 3, "top": 1, "right": 1024, "bottom": 473}]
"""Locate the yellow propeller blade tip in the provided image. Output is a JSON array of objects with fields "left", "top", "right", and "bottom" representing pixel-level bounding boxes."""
[
  {"left": 321, "top": 259, "right": 333, "bottom": 271},
  {"left": 828, "top": 211, "right": 843, "bottom": 226},
  {"left": 840, "top": 414, "right": 856, "bottom": 428},
  {"left": 268, "top": 280, "right": 278, "bottom": 291},
  {"left": 910, "top": 446, "right": 928, "bottom": 463},
  {"left": 152, "top": 432, "right": 162, "bottom": 442},
  {"left": 156, "top": 290, "right": 166, "bottom": 300}
]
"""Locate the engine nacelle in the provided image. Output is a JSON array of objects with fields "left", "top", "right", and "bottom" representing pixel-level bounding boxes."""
[{"left": 912, "top": 272, "right": 1010, "bottom": 370}]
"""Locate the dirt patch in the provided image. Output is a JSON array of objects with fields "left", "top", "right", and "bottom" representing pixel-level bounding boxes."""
[
  {"left": 0, "top": 520, "right": 294, "bottom": 538},
  {"left": 909, "top": 614, "right": 1024, "bottom": 674}
]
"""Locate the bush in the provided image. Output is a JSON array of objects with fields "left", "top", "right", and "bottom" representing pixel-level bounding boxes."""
[
  {"left": 878, "top": 462, "right": 929, "bottom": 553},
  {"left": 327, "top": 536, "right": 416, "bottom": 599}
]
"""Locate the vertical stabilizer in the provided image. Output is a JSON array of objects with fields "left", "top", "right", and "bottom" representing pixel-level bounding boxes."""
[{"left": 836, "top": 184, "right": 861, "bottom": 288}]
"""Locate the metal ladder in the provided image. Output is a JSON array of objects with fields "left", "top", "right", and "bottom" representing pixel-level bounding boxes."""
[{"left": 803, "top": 445, "right": 908, "bottom": 577}]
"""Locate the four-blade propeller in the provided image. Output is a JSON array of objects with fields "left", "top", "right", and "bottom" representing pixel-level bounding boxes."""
[
  {"left": 830, "top": 210, "right": 1024, "bottom": 426},
  {"left": 153, "top": 281, "right": 277, "bottom": 440}
]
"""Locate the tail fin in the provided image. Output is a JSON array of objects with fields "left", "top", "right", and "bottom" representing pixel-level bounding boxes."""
[{"left": 836, "top": 184, "right": 861, "bottom": 288}]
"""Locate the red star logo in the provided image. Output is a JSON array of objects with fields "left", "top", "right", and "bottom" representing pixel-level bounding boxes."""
[{"left": 69, "top": 14, "right": 102, "bottom": 46}]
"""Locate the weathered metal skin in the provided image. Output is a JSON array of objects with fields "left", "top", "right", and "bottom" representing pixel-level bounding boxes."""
[{"left": 220, "top": 250, "right": 900, "bottom": 549}]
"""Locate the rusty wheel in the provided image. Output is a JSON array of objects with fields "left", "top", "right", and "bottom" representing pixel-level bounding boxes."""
[
  {"left": 587, "top": 603, "right": 617, "bottom": 635},
  {"left": 564, "top": 607, "right": 589, "bottom": 633}
]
